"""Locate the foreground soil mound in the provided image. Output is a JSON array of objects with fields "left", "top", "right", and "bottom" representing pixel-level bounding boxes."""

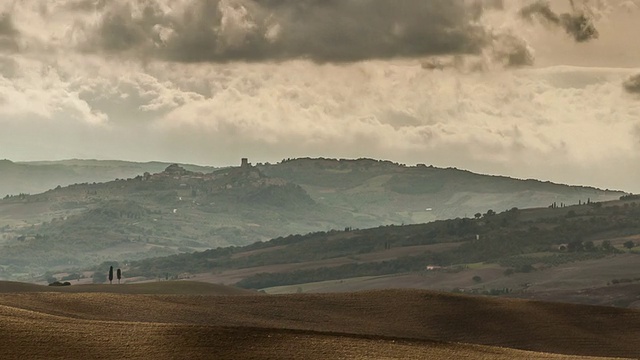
[
  {"left": 0, "top": 287, "right": 638, "bottom": 359},
  {"left": 0, "top": 307, "right": 610, "bottom": 360}
]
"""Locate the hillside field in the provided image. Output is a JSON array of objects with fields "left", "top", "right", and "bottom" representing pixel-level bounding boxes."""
[
  {"left": 0, "top": 282, "right": 638, "bottom": 359},
  {"left": 116, "top": 197, "right": 640, "bottom": 309}
]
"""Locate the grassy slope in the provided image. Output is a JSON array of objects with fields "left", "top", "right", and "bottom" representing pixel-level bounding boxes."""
[
  {"left": 132, "top": 199, "right": 636, "bottom": 268},
  {"left": 0, "top": 287, "right": 637, "bottom": 359},
  {"left": 259, "top": 158, "right": 624, "bottom": 222},
  {"left": 121, "top": 199, "right": 640, "bottom": 308}
]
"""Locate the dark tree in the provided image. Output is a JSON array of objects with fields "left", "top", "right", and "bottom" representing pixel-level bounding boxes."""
[
  {"left": 623, "top": 241, "right": 635, "bottom": 249},
  {"left": 583, "top": 240, "right": 595, "bottom": 252},
  {"left": 108, "top": 266, "right": 114, "bottom": 284},
  {"left": 567, "top": 240, "right": 584, "bottom": 252},
  {"left": 117, "top": 268, "right": 122, "bottom": 284},
  {"left": 601, "top": 240, "right": 614, "bottom": 252}
]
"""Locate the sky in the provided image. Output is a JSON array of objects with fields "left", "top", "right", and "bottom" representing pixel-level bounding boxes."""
[{"left": 0, "top": 0, "right": 639, "bottom": 192}]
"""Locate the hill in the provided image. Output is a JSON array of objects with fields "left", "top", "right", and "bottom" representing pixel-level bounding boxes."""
[
  {"left": 0, "top": 162, "right": 335, "bottom": 277},
  {"left": 122, "top": 196, "right": 640, "bottom": 307},
  {"left": 0, "top": 288, "right": 637, "bottom": 359},
  {"left": 0, "top": 159, "right": 218, "bottom": 197},
  {"left": 258, "top": 158, "right": 623, "bottom": 222},
  {"left": 0, "top": 157, "right": 625, "bottom": 280}
]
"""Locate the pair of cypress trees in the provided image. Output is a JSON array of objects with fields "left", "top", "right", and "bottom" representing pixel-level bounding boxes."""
[{"left": 108, "top": 266, "right": 122, "bottom": 284}]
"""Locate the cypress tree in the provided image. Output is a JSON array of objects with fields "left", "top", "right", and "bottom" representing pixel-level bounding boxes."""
[
  {"left": 117, "top": 268, "right": 122, "bottom": 284},
  {"left": 108, "top": 266, "right": 113, "bottom": 284}
]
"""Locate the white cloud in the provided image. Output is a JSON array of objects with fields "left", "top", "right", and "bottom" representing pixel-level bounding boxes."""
[
  {"left": 147, "top": 62, "right": 640, "bottom": 190},
  {"left": 0, "top": 0, "right": 639, "bottom": 194}
]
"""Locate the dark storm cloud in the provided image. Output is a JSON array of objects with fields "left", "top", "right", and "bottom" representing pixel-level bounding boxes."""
[
  {"left": 519, "top": 1, "right": 599, "bottom": 42},
  {"left": 0, "top": 13, "right": 19, "bottom": 53},
  {"left": 82, "top": 0, "right": 504, "bottom": 63},
  {"left": 624, "top": 74, "right": 640, "bottom": 94},
  {"left": 0, "top": 13, "right": 17, "bottom": 36}
]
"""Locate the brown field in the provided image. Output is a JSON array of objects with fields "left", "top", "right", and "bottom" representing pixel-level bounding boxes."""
[
  {"left": 261, "top": 254, "right": 640, "bottom": 308},
  {"left": 191, "top": 242, "right": 462, "bottom": 285},
  {"left": 0, "top": 280, "right": 255, "bottom": 295},
  {"left": 0, "top": 282, "right": 639, "bottom": 359},
  {"left": 514, "top": 283, "right": 640, "bottom": 308}
]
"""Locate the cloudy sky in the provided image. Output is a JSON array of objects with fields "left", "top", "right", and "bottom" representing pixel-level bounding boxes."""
[{"left": 1, "top": 0, "right": 639, "bottom": 192}]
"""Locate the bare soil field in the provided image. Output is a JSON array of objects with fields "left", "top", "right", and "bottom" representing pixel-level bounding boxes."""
[
  {"left": 514, "top": 283, "right": 640, "bottom": 308},
  {"left": 0, "top": 283, "right": 638, "bottom": 359},
  {"left": 0, "top": 281, "right": 255, "bottom": 295}
]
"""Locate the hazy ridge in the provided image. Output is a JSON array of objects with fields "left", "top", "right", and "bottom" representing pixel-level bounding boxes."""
[{"left": 0, "top": 158, "right": 627, "bottom": 281}]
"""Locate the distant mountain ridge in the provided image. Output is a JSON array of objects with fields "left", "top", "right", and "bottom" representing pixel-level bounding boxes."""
[
  {"left": 258, "top": 157, "right": 623, "bottom": 222},
  {"left": 0, "top": 159, "right": 219, "bottom": 197}
]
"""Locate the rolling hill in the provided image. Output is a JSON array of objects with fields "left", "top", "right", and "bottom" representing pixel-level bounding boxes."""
[
  {"left": 0, "top": 285, "right": 638, "bottom": 359},
  {"left": 258, "top": 158, "right": 624, "bottom": 222},
  {"left": 0, "top": 157, "right": 625, "bottom": 280},
  {"left": 0, "top": 163, "right": 338, "bottom": 277},
  {"left": 0, "top": 159, "right": 218, "bottom": 197},
  {"left": 120, "top": 196, "right": 640, "bottom": 308}
]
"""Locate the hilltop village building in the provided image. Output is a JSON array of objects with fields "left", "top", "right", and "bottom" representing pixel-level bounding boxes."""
[{"left": 138, "top": 158, "right": 284, "bottom": 194}]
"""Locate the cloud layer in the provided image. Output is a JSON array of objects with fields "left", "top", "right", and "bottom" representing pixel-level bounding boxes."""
[
  {"left": 0, "top": 0, "right": 640, "bottom": 194},
  {"left": 72, "top": 0, "right": 507, "bottom": 63}
]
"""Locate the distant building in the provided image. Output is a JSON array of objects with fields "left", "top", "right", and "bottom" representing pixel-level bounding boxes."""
[
  {"left": 164, "top": 164, "right": 189, "bottom": 176},
  {"left": 241, "top": 158, "right": 250, "bottom": 168}
]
